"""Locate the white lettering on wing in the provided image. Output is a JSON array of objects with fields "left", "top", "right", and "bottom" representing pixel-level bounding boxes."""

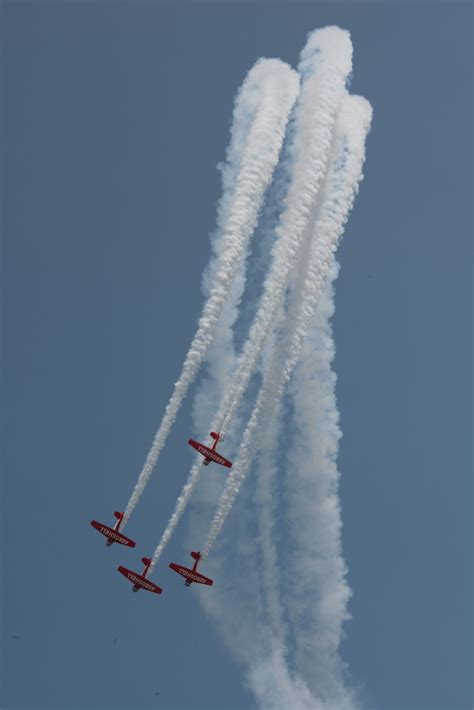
[
  {"left": 127, "top": 573, "right": 155, "bottom": 591},
  {"left": 177, "top": 567, "right": 205, "bottom": 583},
  {"left": 100, "top": 526, "right": 126, "bottom": 543}
]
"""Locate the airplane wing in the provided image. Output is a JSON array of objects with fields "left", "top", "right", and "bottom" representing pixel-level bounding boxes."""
[
  {"left": 195, "top": 573, "right": 213, "bottom": 586},
  {"left": 210, "top": 452, "right": 232, "bottom": 468},
  {"left": 117, "top": 566, "right": 162, "bottom": 594},
  {"left": 169, "top": 562, "right": 213, "bottom": 586},
  {"left": 188, "top": 440, "right": 232, "bottom": 468},
  {"left": 90, "top": 520, "right": 136, "bottom": 547}
]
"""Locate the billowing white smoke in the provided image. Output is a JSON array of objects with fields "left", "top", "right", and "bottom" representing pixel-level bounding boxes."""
[
  {"left": 250, "top": 93, "right": 372, "bottom": 673},
  {"left": 149, "top": 25, "right": 353, "bottom": 569},
  {"left": 123, "top": 59, "right": 299, "bottom": 525},
  {"left": 197, "top": 82, "right": 371, "bottom": 710},
  {"left": 217, "top": 26, "right": 354, "bottom": 438},
  {"left": 254, "top": 393, "right": 287, "bottom": 650},
  {"left": 281, "top": 100, "right": 372, "bottom": 710},
  {"left": 202, "top": 87, "right": 372, "bottom": 562},
  {"left": 283, "top": 262, "right": 356, "bottom": 709},
  {"left": 119, "top": 23, "right": 372, "bottom": 710}
]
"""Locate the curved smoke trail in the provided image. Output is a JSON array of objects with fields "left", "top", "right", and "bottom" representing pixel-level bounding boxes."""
[
  {"left": 195, "top": 89, "right": 371, "bottom": 710},
  {"left": 283, "top": 262, "right": 356, "bottom": 709},
  {"left": 254, "top": 393, "right": 288, "bottom": 648},
  {"left": 202, "top": 92, "right": 372, "bottom": 559},
  {"left": 253, "top": 96, "right": 371, "bottom": 710},
  {"left": 149, "top": 26, "right": 352, "bottom": 567},
  {"left": 218, "top": 27, "right": 354, "bottom": 438},
  {"left": 123, "top": 59, "right": 299, "bottom": 525},
  {"left": 139, "top": 25, "right": 372, "bottom": 710}
]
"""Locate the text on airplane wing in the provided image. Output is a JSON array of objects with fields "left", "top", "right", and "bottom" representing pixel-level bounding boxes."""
[
  {"left": 90, "top": 520, "right": 136, "bottom": 547},
  {"left": 188, "top": 440, "right": 232, "bottom": 468},
  {"left": 169, "top": 562, "right": 213, "bottom": 586},
  {"left": 117, "top": 566, "right": 162, "bottom": 594}
]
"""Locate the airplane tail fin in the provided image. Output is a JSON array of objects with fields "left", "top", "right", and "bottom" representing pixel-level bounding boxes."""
[
  {"left": 210, "top": 431, "right": 219, "bottom": 441},
  {"left": 191, "top": 551, "right": 201, "bottom": 561},
  {"left": 114, "top": 511, "right": 123, "bottom": 520},
  {"left": 141, "top": 557, "right": 152, "bottom": 566}
]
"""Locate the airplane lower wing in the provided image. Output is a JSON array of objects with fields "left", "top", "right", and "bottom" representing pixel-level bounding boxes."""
[
  {"left": 117, "top": 566, "right": 162, "bottom": 594},
  {"left": 90, "top": 520, "right": 136, "bottom": 548},
  {"left": 169, "top": 562, "right": 213, "bottom": 586},
  {"left": 188, "top": 440, "right": 232, "bottom": 468}
]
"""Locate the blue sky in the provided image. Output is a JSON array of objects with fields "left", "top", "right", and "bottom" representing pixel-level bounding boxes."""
[{"left": 2, "top": 2, "right": 472, "bottom": 709}]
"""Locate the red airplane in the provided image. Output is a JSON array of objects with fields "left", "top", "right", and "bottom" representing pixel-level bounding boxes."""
[
  {"left": 188, "top": 431, "right": 232, "bottom": 468},
  {"left": 90, "top": 511, "right": 136, "bottom": 548},
  {"left": 169, "top": 551, "right": 214, "bottom": 587},
  {"left": 118, "top": 557, "right": 163, "bottom": 594}
]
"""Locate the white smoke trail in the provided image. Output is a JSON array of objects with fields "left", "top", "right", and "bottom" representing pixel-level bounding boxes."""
[
  {"left": 122, "top": 59, "right": 299, "bottom": 525},
  {"left": 183, "top": 30, "right": 372, "bottom": 710},
  {"left": 195, "top": 89, "right": 371, "bottom": 710},
  {"left": 283, "top": 261, "right": 357, "bottom": 708},
  {"left": 254, "top": 385, "right": 288, "bottom": 647},
  {"left": 217, "top": 26, "right": 354, "bottom": 439},
  {"left": 202, "top": 91, "right": 372, "bottom": 561},
  {"left": 243, "top": 90, "right": 372, "bottom": 709},
  {"left": 148, "top": 26, "right": 353, "bottom": 567}
]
